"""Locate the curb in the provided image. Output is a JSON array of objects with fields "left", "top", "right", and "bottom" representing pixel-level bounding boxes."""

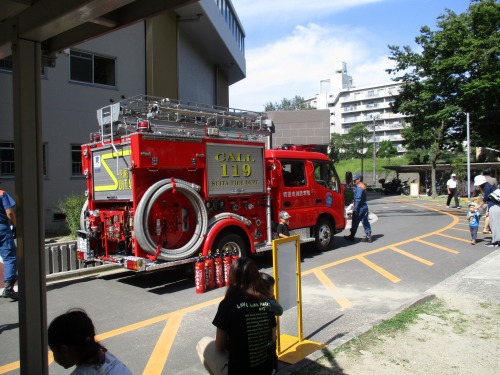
[{"left": 45, "top": 263, "right": 123, "bottom": 284}]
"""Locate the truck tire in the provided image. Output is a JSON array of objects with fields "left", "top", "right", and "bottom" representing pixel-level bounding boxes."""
[
  {"left": 314, "top": 218, "right": 334, "bottom": 252},
  {"left": 213, "top": 233, "right": 248, "bottom": 258}
]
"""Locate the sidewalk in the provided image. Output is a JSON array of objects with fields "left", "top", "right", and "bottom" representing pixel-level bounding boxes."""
[{"left": 283, "top": 249, "right": 500, "bottom": 374}]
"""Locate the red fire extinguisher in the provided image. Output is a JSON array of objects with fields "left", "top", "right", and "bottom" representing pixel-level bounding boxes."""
[
  {"left": 214, "top": 250, "right": 224, "bottom": 288},
  {"left": 194, "top": 254, "right": 205, "bottom": 294},
  {"left": 205, "top": 251, "right": 215, "bottom": 291},
  {"left": 223, "top": 248, "right": 232, "bottom": 286}
]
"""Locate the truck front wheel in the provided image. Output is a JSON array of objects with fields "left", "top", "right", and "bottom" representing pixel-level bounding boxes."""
[
  {"left": 314, "top": 218, "right": 334, "bottom": 252},
  {"left": 213, "top": 233, "right": 248, "bottom": 258}
]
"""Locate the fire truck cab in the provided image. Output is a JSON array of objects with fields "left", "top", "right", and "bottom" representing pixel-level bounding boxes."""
[{"left": 77, "top": 95, "right": 345, "bottom": 272}]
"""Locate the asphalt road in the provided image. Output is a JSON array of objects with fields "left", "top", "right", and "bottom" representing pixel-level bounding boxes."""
[{"left": 0, "top": 194, "right": 496, "bottom": 374}]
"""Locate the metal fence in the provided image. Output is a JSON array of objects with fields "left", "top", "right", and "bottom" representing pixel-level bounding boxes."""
[{"left": 45, "top": 240, "right": 119, "bottom": 279}]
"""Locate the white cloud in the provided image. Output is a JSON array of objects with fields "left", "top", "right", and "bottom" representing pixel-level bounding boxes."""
[
  {"left": 232, "top": 0, "right": 386, "bottom": 25},
  {"left": 229, "top": 22, "right": 395, "bottom": 110}
]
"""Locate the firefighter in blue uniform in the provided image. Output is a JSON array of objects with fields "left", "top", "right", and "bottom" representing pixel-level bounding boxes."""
[
  {"left": 344, "top": 173, "right": 372, "bottom": 243},
  {"left": 0, "top": 183, "right": 18, "bottom": 300}
]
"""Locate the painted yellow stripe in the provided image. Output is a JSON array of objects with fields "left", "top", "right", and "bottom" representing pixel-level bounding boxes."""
[
  {"left": 436, "top": 232, "right": 471, "bottom": 243},
  {"left": 0, "top": 361, "right": 19, "bottom": 373},
  {"left": 312, "top": 269, "right": 352, "bottom": 308},
  {"left": 357, "top": 256, "right": 401, "bottom": 283},
  {"left": 416, "top": 239, "right": 460, "bottom": 254},
  {"left": 94, "top": 149, "right": 131, "bottom": 192},
  {"left": 389, "top": 246, "right": 434, "bottom": 266},
  {"left": 450, "top": 227, "right": 470, "bottom": 233},
  {"left": 97, "top": 297, "right": 222, "bottom": 341},
  {"left": 143, "top": 313, "right": 183, "bottom": 375}
]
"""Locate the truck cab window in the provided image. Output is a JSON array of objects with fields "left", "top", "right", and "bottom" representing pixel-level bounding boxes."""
[{"left": 281, "top": 160, "right": 306, "bottom": 187}]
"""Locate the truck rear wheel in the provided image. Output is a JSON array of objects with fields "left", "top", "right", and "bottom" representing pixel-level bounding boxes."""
[
  {"left": 213, "top": 233, "right": 248, "bottom": 258},
  {"left": 314, "top": 218, "right": 334, "bottom": 252}
]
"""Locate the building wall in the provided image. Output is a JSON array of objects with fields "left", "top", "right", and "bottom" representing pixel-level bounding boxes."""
[
  {"left": 178, "top": 30, "right": 216, "bottom": 104},
  {"left": 266, "top": 110, "right": 331, "bottom": 150}
]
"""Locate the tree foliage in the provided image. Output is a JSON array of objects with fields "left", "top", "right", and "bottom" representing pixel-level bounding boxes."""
[
  {"left": 377, "top": 140, "right": 398, "bottom": 162},
  {"left": 387, "top": 0, "right": 500, "bottom": 196},
  {"left": 264, "top": 95, "right": 312, "bottom": 111},
  {"left": 329, "top": 124, "right": 371, "bottom": 161},
  {"left": 387, "top": 0, "right": 500, "bottom": 150}
]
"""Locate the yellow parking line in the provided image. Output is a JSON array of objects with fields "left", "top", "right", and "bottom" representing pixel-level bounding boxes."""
[
  {"left": 416, "top": 239, "right": 460, "bottom": 254},
  {"left": 450, "top": 227, "right": 470, "bottom": 232},
  {"left": 143, "top": 313, "right": 183, "bottom": 375},
  {"left": 312, "top": 269, "right": 352, "bottom": 309},
  {"left": 0, "top": 362, "right": 19, "bottom": 374},
  {"left": 389, "top": 246, "right": 434, "bottom": 266},
  {"left": 436, "top": 232, "right": 471, "bottom": 243},
  {"left": 357, "top": 256, "right": 400, "bottom": 283},
  {"left": 96, "top": 297, "right": 222, "bottom": 341}
]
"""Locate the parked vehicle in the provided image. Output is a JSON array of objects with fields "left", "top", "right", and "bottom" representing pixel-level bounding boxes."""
[
  {"left": 77, "top": 95, "right": 346, "bottom": 272},
  {"left": 379, "top": 177, "right": 403, "bottom": 195}
]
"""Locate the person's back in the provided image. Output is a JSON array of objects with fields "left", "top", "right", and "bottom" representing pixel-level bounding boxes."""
[{"left": 214, "top": 289, "right": 275, "bottom": 374}]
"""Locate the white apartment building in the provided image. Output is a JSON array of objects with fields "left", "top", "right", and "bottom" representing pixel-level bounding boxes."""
[{"left": 306, "top": 62, "right": 408, "bottom": 154}]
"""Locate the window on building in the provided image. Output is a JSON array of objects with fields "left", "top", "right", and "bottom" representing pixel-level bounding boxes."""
[
  {"left": 0, "top": 143, "right": 15, "bottom": 176},
  {"left": 70, "top": 49, "right": 116, "bottom": 87},
  {"left": 0, "top": 142, "right": 47, "bottom": 177},
  {"left": 71, "top": 145, "right": 83, "bottom": 176},
  {"left": 0, "top": 58, "right": 13, "bottom": 72}
]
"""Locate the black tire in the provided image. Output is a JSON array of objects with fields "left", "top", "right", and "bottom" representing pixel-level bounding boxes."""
[
  {"left": 314, "top": 218, "right": 334, "bottom": 252},
  {"left": 213, "top": 233, "right": 248, "bottom": 258}
]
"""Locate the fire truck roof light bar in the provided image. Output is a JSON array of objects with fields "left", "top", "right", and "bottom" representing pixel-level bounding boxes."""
[{"left": 96, "top": 95, "right": 273, "bottom": 138}]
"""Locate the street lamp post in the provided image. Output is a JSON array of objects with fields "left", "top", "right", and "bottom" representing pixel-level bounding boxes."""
[
  {"left": 372, "top": 116, "right": 379, "bottom": 186},
  {"left": 361, "top": 131, "right": 365, "bottom": 178}
]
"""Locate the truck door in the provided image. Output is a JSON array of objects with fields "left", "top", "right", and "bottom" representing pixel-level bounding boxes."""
[
  {"left": 279, "top": 159, "right": 316, "bottom": 227},
  {"left": 312, "top": 160, "right": 345, "bottom": 227}
]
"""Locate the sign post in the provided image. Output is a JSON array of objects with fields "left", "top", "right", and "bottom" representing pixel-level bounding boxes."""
[{"left": 272, "top": 235, "right": 325, "bottom": 364}]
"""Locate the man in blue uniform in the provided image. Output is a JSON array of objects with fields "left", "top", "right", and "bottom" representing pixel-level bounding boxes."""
[
  {"left": 0, "top": 183, "right": 18, "bottom": 300},
  {"left": 344, "top": 173, "right": 372, "bottom": 243}
]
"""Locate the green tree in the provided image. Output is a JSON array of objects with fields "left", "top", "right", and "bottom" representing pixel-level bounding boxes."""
[
  {"left": 387, "top": 0, "right": 500, "bottom": 196},
  {"left": 344, "top": 123, "right": 370, "bottom": 160},
  {"left": 377, "top": 140, "right": 398, "bottom": 163},
  {"left": 264, "top": 95, "right": 312, "bottom": 111},
  {"left": 329, "top": 132, "right": 347, "bottom": 161}
]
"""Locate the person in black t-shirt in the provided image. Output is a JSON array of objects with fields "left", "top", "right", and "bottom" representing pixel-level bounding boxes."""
[
  {"left": 206, "top": 258, "right": 276, "bottom": 375},
  {"left": 276, "top": 211, "right": 291, "bottom": 238}
]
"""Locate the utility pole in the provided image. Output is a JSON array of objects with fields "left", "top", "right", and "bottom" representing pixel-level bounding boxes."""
[
  {"left": 372, "top": 115, "right": 379, "bottom": 186},
  {"left": 361, "top": 131, "right": 364, "bottom": 178}
]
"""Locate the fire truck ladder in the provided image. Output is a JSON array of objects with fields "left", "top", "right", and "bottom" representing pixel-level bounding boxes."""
[{"left": 96, "top": 95, "right": 274, "bottom": 142}]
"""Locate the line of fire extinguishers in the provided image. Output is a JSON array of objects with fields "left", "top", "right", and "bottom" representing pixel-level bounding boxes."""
[{"left": 194, "top": 249, "right": 239, "bottom": 294}]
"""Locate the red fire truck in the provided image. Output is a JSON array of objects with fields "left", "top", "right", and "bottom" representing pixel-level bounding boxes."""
[{"left": 77, "top": 95, "right": 346, "bottom": 272}]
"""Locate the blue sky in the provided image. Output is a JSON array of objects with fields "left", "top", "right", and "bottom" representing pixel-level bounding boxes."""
[{"left": 229, "top": 0, "right": 472, "bottom": 110}]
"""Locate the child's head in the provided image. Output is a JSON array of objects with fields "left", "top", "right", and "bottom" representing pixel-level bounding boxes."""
[
  {"left": 468, "top": 202, "right": 477, "bottom": 212},
  {"left": 279, "top": 211, "right": 291, "bottom": 223},
  {"left": 260, "top": 272, "right": 276, "bottom": 299},
  {"left": 48, "top": 309, "right": 105, "bottom": 368}
]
